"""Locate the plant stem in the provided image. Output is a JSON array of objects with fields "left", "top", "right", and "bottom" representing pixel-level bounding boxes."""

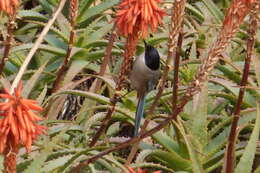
[
  {"left": 225, "top": 14, "right": 257, "bottom": 173},
  {"left": 3, "top": 135, "right": 18, "bottom": 173},
  {"left": 93, "top": 25, "right": 116, "bottom": 93},
  {"left": 0, "top": 12, "right": 16, "bottom": 76},
  {"left": 10, "top": 0, "right": 66, "bottom": 94},
  {"left": 172, "top": 31, "right": 183, "bottom": 114},
  {"left": 52, "top": 0, "right": 78, "bottom": 93},
  {"left": 171, "top": 30, "right": 184, "bottom": 145}
]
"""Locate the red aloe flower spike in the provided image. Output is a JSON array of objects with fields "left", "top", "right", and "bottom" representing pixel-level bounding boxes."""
[
  {"left": 115, "top": 0, "right": 165, "bottom": 38},
  {"left": 137, "top": 168, "right": 147, "bottom": 173},
  {"left": 0, "top": 93, "right": 14, "bottom": 99},
  {"left": 20, "top": 99, "right": 44, "bottom": 111},
  {"left": 0, "top": 81, "right": 47, "bottom": 153},
  {"left": 0, "top": 0, "right": 19, "bottom": 15}
]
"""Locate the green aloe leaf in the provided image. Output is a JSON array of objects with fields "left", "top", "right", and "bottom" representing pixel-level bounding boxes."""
[
  {"left": 235, "top": 102, "right": 260, "bottom": 173},
  {"left": 12, "top": 44, "right": 66, "bottom": 56},
  {"left": 137, "top": 149, "right": 191, "bottom": 171},
  {"left": 49, "top": 90, "right": 110, "bottom": 104},
  {"left": 23, "top": 147, "right": 52, "bottom": 173},
  {"left": 175, "top": 121, "right": 205, "bottom": 173},
  {"left": 62, "top": 60, "right": 89, "bottom": 86},
  {"left": 78, "top": 0, "right": 120, "bottom": 26},
  {"left": 152, "top": 131, "right": 180, "bottom": 154},
  {"left": 83, "top": 23, "right": 113, "bottom": 47},
  {"left": 253, "top": 52, "right": 260, "bottom": 85},
  {"left": 22, "top": 60, "right": 49, "bottom": 98},
  {"left": 41, "top": 154, "right": 74, "bottom": 172},
  {"left": 201, "top": 0, "right": 223, "bottom": 24},
  {"left": 188, "top": 83, "right": 208, "bottom": 149},
  {"left": 18, "top": 10, "right": 48, "bottom": 22}
]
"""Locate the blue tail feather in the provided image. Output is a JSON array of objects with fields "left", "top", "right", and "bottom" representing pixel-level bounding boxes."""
[{"left": 134, "top": 95, "right": 146, "bottom": 136}]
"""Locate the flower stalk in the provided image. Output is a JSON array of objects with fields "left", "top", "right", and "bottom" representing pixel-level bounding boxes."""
[
  {"left": 225, "top": 14, "right": 258, "bottom": 173},
  {"left": 172, "top": 31, "right": 183, "bottom": 113},
  {"left": 52, "top": 0, "right": 78, "bottom": 93},
  {"left": 3, "top": 134, "right": 18, "bottom": 173},
  {"left": 93, "top": 25, "right": 117, "bottom": 93},
  {"left": 0, "top": 13, "right": 16, "bottom": 76},
  {"left": 0, "top": 0, "right": 19, "bottom": 76}
]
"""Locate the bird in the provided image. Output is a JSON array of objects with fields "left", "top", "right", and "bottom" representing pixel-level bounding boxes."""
[{"left": 130, "top": 41, "right": 160, "bottom": 136}]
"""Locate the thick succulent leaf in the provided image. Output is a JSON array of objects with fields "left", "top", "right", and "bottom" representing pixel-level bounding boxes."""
[
  {"left": 17, "top": 21, "right": 69, "bottom": 42},
  {"left": 185, "top": 4, "right": 204, "bottom": 22},
  {"left": 38, "top": 0, "right": 54, "bottom": 14},
  {"left": 18, "top": 10, "right": 48, "bottom": 22},
  {"left": 44, "top": 34, "right": 67, "bottom": 49},
  {"left": 210, "top": 78, "right": 255, "bottom": 107},
  {"left": 56, "top": 148, "right": 106, "bottom": 172},
  {"left": 22, "top": 60, "right": 49, "bottom": 98},
  {"left": 12, "top": 43, "right": 66, "bottom": 56},
  {"left": 62, "top": 60, "right": 89, "bottom": 86},
  {"left": 78, "top": 0, "right": 96, "bottom": 16},
  {"left": 205, "top": 111, "right": 256, "bottom": 160},
  {"left": 56, "top": 13, "right": 70, "bottom": 35},
  {"left": 136, "top": 149, "right": 191, "bottom": 171},
  {"left": 23, "top": 148, "right": 51, "bottom": 173},
  {"left": 83, "top": 23, "right": 113, "bottom": 47},
  {"left": 95, "top": 159, "right": 119, "bottom": 173},
  {"left": 41, "top": 154, "right": 74, "bottom": 172},
  {"left": 48, "top": 90, "right": 110, "bottom": 104},
  {"left": 78, "top": 0, "right": 120, "bottom": 26},
  {"left": 201, "top": 0, "right": 223, "bottom": 24},
  {"left": 175, "top": 120, "right": 205, "bottom": 173},
  {"left": 235, "top": 102, "right": 260, "bottom": 173},
  {"left": 216, "top": 64, "right": 260, "bottom": 100},
  {"left": 152, "top": 131, "right": 180, "bottom": 154},
  {"left": 36, "top": 85, "right": 48, "bottom": 105},
  {"left": 132, "top": 162, "right": 175, "bottom": 172},
  {"left": 253, "top": 53, "right": 260, "bottom": 85},
  {"left": 187, "top": 83, "right": 208, "bottom": 149},
  {"left": 0, "top": 156, "right": 3, "bottom": 172}
]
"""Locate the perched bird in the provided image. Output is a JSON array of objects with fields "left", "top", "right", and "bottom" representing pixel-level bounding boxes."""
[{"left": 130, "top": 41, "right": 160, "bottom": 136}]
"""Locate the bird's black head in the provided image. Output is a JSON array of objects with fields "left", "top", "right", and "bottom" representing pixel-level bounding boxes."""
[{"left": 144, "top": 41, "right": 160, "bottom": 70}]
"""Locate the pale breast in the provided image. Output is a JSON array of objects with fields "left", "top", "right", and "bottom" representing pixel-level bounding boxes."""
[{"left": 130, "top": 54, "right": 160, "bottom": 95}]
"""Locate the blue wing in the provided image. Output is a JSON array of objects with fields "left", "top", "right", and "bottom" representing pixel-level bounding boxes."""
[{"left": 134, "top": 95, "right": 146, "bottom": 136}]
